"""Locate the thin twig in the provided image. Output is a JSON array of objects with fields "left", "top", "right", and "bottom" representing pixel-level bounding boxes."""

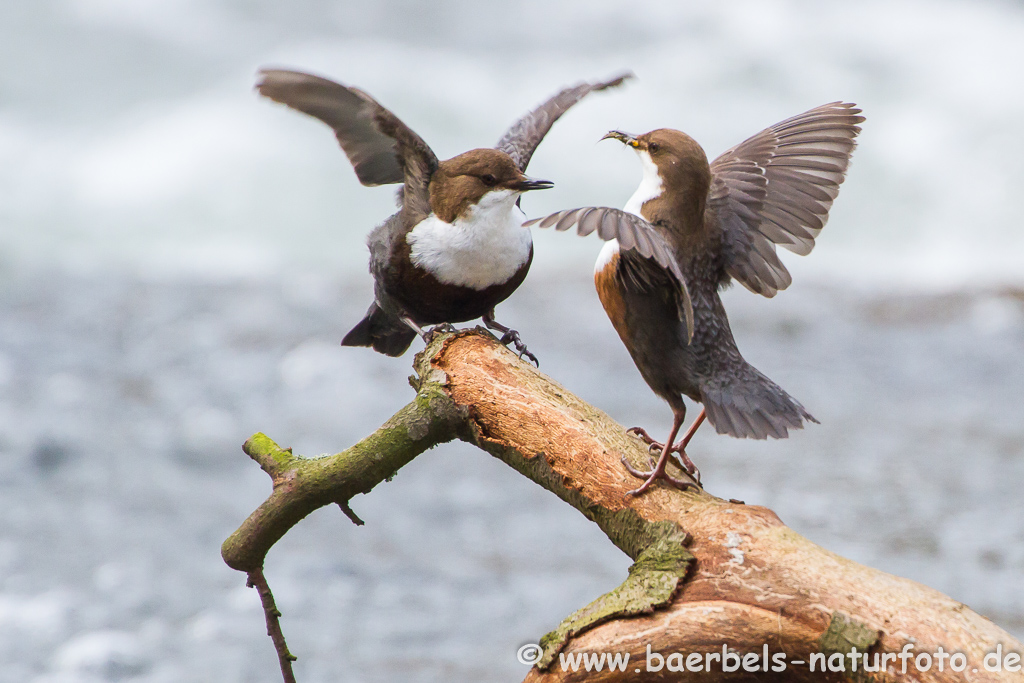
[
  {"left": 247, "top": 568, "right": 297, "bottom": 683},
  {"left": 337, "top": 500, "right": 365, "bottom": 526}
]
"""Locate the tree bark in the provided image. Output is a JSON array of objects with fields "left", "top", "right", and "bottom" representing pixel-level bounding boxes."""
[{"left": 223, "top": 328, "right": 1024, "bottom": 682}]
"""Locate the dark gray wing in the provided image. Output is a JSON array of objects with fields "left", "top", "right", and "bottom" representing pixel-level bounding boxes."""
[
  {"left": 526, "top": 207, "right": 694, "bottom": 340},
  {"left": 256, "top": 68, "right": 437, "bottom": 222},
  {"left": 708, "top": 102, "right": 864, "bottom": 297},
  {"left": 496, "top": 73, "right": 633, "bottom": 171}
]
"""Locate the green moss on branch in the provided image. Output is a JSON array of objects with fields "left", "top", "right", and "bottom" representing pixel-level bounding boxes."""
[{"left": 221, "top": 382, "right": 465, "bottom": 572}]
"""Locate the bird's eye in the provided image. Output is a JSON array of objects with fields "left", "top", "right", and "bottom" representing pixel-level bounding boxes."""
[
  {"left": 481, "top": 174, "right": 497, "bottom": 186},
  {"left": 648, "top": 142, "right": 660, "bottom": 154}
]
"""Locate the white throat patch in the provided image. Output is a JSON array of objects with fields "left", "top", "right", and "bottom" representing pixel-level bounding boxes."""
[
  {"left": 623, "top": 149, "right": 663, "bottom": 218},
  {"left": 407, "top": 189, "right": 533, "bottom": 290}
]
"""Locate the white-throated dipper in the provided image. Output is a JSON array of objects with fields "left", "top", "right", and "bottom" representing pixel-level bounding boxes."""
[
  {"left": 257, "top": 68, "right": 680, "bottom": 364},
  {"left": 527, "top": 102, "right": 863, "bottom": 495}
]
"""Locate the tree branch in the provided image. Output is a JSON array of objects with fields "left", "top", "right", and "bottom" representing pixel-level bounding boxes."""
[
  {"left": 247, "top": 568, "right": 297, "bottom": 683},
  {"left": 221, "top": 358, "right": 466, "bottom": 572},
  {"left": 224, "top": 328, "right": 1024, "bottom": 682}
]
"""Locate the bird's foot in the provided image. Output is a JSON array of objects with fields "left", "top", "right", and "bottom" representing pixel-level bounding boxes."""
[
  {"left": 497, "top": 328, "right": 539, "bottom": 367},
  {"left": 620, "top": 454, "right": 698, "bottom": 497},
  {"left": 626, "top": 426, "right": 660, "bottom": 448},
  {"left": 482, "top": 311, "right": 538, "bottom": 366},
  {"left": 673, "top": 450, "right": 702, "bottom": 487},
  {"left": 401, "top": 317, "right": 456, "bottom": 343},
  {"left": 626, "top": 427, "right": 701, "bottom": 486},
  {"left": 620, "top": 453, "right": 659, "bottom": 479},
  {"left": 423, "top": 322, "right": 457, "bottom": 342}
]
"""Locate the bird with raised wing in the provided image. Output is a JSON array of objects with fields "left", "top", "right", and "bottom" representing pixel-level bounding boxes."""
[
  {"left": 528, "top": 102, "right": 863, "bottom": 495},
  {"left": 257, "top": 69, "right": 682, "bottom": 364}
]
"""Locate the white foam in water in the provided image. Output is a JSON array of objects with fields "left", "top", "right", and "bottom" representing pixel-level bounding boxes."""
[
  {"left": 69, "top": 97, "right": 271, "bottom": 209},
  {"left": 1, "top": 0, "right": 1022, "bottom": 287}
]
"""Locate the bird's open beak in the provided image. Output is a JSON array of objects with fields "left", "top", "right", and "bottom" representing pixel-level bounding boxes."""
[
  {"left": 516, "top": 176, "right": 554, "bottom": 192},
  {"left": 602, "top": 130, "right": 639, "bottom": 148}
]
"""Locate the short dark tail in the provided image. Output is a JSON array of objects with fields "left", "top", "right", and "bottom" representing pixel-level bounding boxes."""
[
  {"left": 700, "top": 365, "right": 818, "bottom": 440},
  {"left": 341, "top": 303, "right": 417, "bottom": 357}
]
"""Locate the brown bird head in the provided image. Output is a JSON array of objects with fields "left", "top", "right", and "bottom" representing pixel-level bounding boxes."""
[
  {"left": 603, "top": 129, "right": 711, "bottom": 227},
  {"left": 429, "top": 148, "right": 552, "bottom": 223}
]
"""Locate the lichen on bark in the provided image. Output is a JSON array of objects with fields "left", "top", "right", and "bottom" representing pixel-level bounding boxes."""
[{"left": 537, "top": 521, "right": 694, "bottom": 669}]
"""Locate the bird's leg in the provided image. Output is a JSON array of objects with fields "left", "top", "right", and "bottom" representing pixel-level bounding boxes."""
[
  {"left": 482, "top": 310, "right": 538, "bottom": 366},
  {"left": 401, "top": 317, "right": 455, "bottom": 343},
  {"left": 670, "top": 409, "right": 706, "bottom": 484},
  {"left": 401, "top": 316, "right": 429, "bottom": 341},
  {"left": 628, "top": 411, "right": 706, "bottom": 485},
  {"left": 621, "top": 410, "right": 699, "bottom": 497}
]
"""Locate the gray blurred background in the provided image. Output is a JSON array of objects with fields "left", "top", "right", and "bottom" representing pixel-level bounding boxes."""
[{"left": 2, "top": 1, "right": 1023, "bottom": 681}]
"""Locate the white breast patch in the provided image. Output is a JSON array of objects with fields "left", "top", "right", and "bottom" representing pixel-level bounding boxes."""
[
  {"left": 594, "top": 238, "right": 619, "bottom": 275},
  {"left": 623, "top": 149, "right": 663, "bottom": 218},
  {"left": 407, "top": 189, "right": 533, "bottom": 290}
]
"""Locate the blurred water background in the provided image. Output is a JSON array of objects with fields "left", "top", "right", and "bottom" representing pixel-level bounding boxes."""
[{"left": 2, "top": 0, "right": 1024, "bottom": 681}]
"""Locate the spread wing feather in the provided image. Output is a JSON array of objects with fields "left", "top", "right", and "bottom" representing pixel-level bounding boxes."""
[
  {"left": 708, "top": 102, "right": 863, "bottom": 297},
  {"left": 526, "top": 207, "right": 693, "bottom": 339},
  {"left": 256, "top": 68, "right": 437, "bottom": 223},
  {"left": 496, "top": 73, "right": 633, "bottom": 171}
]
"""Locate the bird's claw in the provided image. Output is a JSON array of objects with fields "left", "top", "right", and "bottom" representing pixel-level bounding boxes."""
[
  {"left": 626, "top": 426, "right": 701, "bottom": 486},
  {"left": 674, "top": 451, "right": 702, "bottom": 486},
  {"left": 423, "top": 322, "right": 457, "bottom": 342},
  {"left": 620, "top": 455, "right": 698, "bottom": 497},
  {"left": 498, "top": 329, "right": 539, "bottom": 367},
  {"left": 620, "top": 454, "right": 656, "bottom": 479},
  {"left": 626, "top": 426, "right": 657, "bottom": 444}
]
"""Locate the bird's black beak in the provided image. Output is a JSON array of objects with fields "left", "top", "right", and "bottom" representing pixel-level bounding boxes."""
[
  {"left": 516, "top": 175, "right": 554, "bottom": 192},
  {"left": 602, "top": 130, "right": 639, "bottom": 148}
]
